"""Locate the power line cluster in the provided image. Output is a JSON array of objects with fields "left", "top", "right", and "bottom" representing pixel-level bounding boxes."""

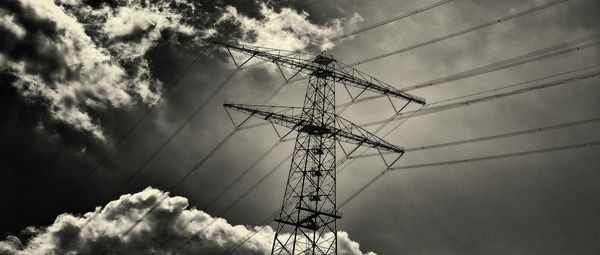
[{"left": 48, "top": 0, "right": 600, "bottom": 253}]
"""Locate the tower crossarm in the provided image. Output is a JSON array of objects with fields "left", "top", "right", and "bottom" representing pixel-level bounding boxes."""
[
  {"left": 335, "top": 115, "right": 404, "bottom": 153},
  {"left": 224, "top": 103, "right": 307, "bottom": 131},
  {"left": 212, "top": 41, "right": 426, "bottom": 104},
  {"left": 332, "top": 61, "right": 426, "bottom": 104},
  {"left": 224, "top": 103, "right": 404, "bottom": 154}
]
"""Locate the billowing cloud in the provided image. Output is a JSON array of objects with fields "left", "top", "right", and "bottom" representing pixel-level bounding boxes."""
[
  {"left": 217, "top": 3, "right": 343, "bottom": 51},
  {"left": 0, "top": 0, "right": 192, "bottom": 140},
  {"left": 0, "top": 0, "right": 140, "bottom": 140},
  {"left": 0, "top": 0, "right": 350, "bottom": 141},
  {"left": 0, "top": 187, "right": 376, "bottom": 255}
]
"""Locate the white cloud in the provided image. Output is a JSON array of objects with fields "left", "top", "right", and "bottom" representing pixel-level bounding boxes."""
[
  {"left": 218, "top": 4, "right": 343, "bottom": 51},
  {"left": 0, "top": 13, "right": 26, "bottom": 39},
  {"left": 103, "top": 5, "right": 195, "bottom": 59},
  {"left": 0, "top": 0, "right": 207, "bottom": 141},
  {"left": 0, "top": 187, "right": 377, "bottom": 255},
  {"left": 0, "top": 0, "right": 351, "bottom": 141},
  {"left": 0, "top": 0, "right": 141, "bottom": 140},
  {"left": 342, "top": 12, "right": 365, "bottom": 36}
]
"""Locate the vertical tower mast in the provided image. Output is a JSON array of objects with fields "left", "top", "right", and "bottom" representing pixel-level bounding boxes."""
[
  {"left": 214, "top": 40, "right": 425, "bottom": 255},
  {"left": 272, "top": 55, "right": 339, "bottom": 254}
]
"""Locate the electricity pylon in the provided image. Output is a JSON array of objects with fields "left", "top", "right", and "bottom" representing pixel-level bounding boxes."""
[{"left": 213, "top": 41, "right": 425, "bottom": 255}]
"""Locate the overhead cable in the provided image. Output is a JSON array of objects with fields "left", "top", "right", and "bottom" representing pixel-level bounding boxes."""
[
  {"left": 361, "top": 69, "right": 600, "bottom": 127},
  {"left": 351, "top": 116, "right": 600, "bottom": 159},
  {"left": 240, "top": 0, "right": 455, "bottom": 70},
  {"left": 350, "top": 0, "right": 573, "bottom": 66},
  {"left": 57, "top": 53, "right": 204, "bottom": 211},
  {"left": 336, "top": 34, "right": 600, "bottom": 108},
  {"left": 213, "top": 103, "right": 427, "bottom": 255},
  {"left": 80, "top": 68, "right": 240, "bottom": 231},
  {"left": 389, "top": 140, "right": 600, "bottom": 171},
  {"left": 320, "top": 0, "right": 455, "bottom": 46}
]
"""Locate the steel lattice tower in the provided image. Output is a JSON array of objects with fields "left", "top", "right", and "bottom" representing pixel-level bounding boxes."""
[
  {"left": 214, "top": 41, "right": 425, "bottom": 255},
  {"left": 271, "top": 56, "right": 338, "bottom": 254}
]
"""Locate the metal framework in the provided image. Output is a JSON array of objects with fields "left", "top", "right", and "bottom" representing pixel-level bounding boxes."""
[{"left": 215, "top": 41, "right": 425, "bottom": 255}]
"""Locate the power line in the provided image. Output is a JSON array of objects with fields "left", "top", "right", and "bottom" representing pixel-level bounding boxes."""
[
  {"left": 102, "top": 83, "right": 301, "bottom": 253},
  {"left": 105, "top": 65, "right": 303, "bottom": 247},
  {"left": 169, "top": 0, "right": 584, "bottom": 251},
  {"left": 80, "top": 68, "right": 241, "bottom": 231},
  {"left": 247, "top": 0, "right": 328, "bottom": 31},
  {"left": 351, "top": 116, "right": 600, "bottom": 159},
  {"left": 187, "top": 60, "right": 600, "bottom": 246},
  {"left": 219, "top": 138, "right": 600, "bottom": 254},
  {"left": 369, "top": 63, "right": 600, "bottom": 138},
  {"left": 240, "top": 62, "right": 599, "bottom": 179},
  {"left": 361, "top": 68, "right": 600, "bottom": 127},
  {"left": 236, "top": 6, "right": 596, "bottom": 131},
  {"left": 113, "top": 70, "right": 240, "bottom": 194},
  {"left": 320, "top": 0, "right": 455, "bottom": 46},
  {"left": 241, "top": 0, "right": 454, "bottom": 70},
  {"left": 155, "top": 78, "right": 410, "bottom": 250},
  {"left": 171, "top": 154, "right": 293, "bottom": 250},
  {"left": 336, "top": 33, "right": 600, "bottom": 108},
  {"left": 98, "top": 1, "right": 580, "bottom": 249},
  {"left": 168, "top": 103, "right": 419, "bottom": 253},
  {"left": 98, "top": 130, "right": 238, "bottom": 254},
  {"left": 156, "top": 0, "right": 464, "bottom": 241},
  {"left": 208, "top": 139, "right": 284, "bottom": 209},
  {"left": 221, "top": 34, "right": 600, "bottom": 195},
  {"left": 216, "top": 134, "right": 600, "bottom": 255},
  {"left": 78, "top": 0, "right": 329, "bottom": 235},
  {"left": 163, "top": 79, "right": 301, "bottom": 233},
  {"left": 75, "top": 0, "right": 332, "bottom": 229},
  {"left": 401, "top": 37, "right": 600, "bottom": 92},
  {"left": 390, "top": 140, "right": 600, "bottom": 171},
  {"left": 239, "top": 34, "right": 600, "bottom": 132},
  {"left": 332, "top": 68, "right": 600, "bottom": 202},
  {"left": 336, "top": 104, "right": 428, "bottom": 173},
  {"left": 350, "top": 0, "right": 573, "bottom": 66},
  {"left": 421, "top": 63, "right": 600, "bottom": 105},
  {"left": 174, "top": 62, "right": 600, "bottom": 253},
  {"left": 80, "top": 0, "right": 338, "bottom": 229},
  {"left": 335, "top": 102, "right": 415, "bottom": 169},
  {"left": 213, "top": 105, "right": 427, "bottom": 255},
  {"left": 86, "top": 69, "right": 301, "bottom": 236},
  {"left": 70, "top": 0, "right": 552, "bottom": 248},
  {"left": 57, "top": 53, "right": 203, "bottom": 211},
  {"left": 337, "top": 139, "right": 600, "bottom": 218},
  {"left": 214, "top": 64, "right": 600, "bottom": 254},
  {"left": 336, "top": 64, "right": 600, "bottom": 172},
  {"left": 159, "top": 137, "right": 290, "bottom": 247},
  {"left": 167, "top": 97, "right": 408, "bottom": 249},
  {"left": 221, "top": 210, "right": 280, "bottom": 255}
]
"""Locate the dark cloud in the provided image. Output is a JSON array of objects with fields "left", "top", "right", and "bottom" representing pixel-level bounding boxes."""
[
  {"left": 0, "top": 75, "right": 102, "bottom": 239},
  {"left": 0, "top": 0, "right": 69, "bottom": 83}
]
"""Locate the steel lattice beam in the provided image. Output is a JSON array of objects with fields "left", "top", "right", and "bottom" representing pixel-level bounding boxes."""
[
  {"left": 224, "top": 103, "right": 404, "bottom": 154},
  {"left": 212, "top": 40, "right": 426, "bottom": 104}
]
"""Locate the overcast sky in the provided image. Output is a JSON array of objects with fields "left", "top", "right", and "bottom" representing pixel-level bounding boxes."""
[{"left": 1, "top": 0, "right": 599, "bottom": 254}]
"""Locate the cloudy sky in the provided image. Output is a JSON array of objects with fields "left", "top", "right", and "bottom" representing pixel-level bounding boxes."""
[{"left": 1, "top": 0, "right": 599, "bottom": 254}]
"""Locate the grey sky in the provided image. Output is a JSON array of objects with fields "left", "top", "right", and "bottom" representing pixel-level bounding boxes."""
[{"left": 1, "top": 0, "right": 599, "bottom": 254}]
